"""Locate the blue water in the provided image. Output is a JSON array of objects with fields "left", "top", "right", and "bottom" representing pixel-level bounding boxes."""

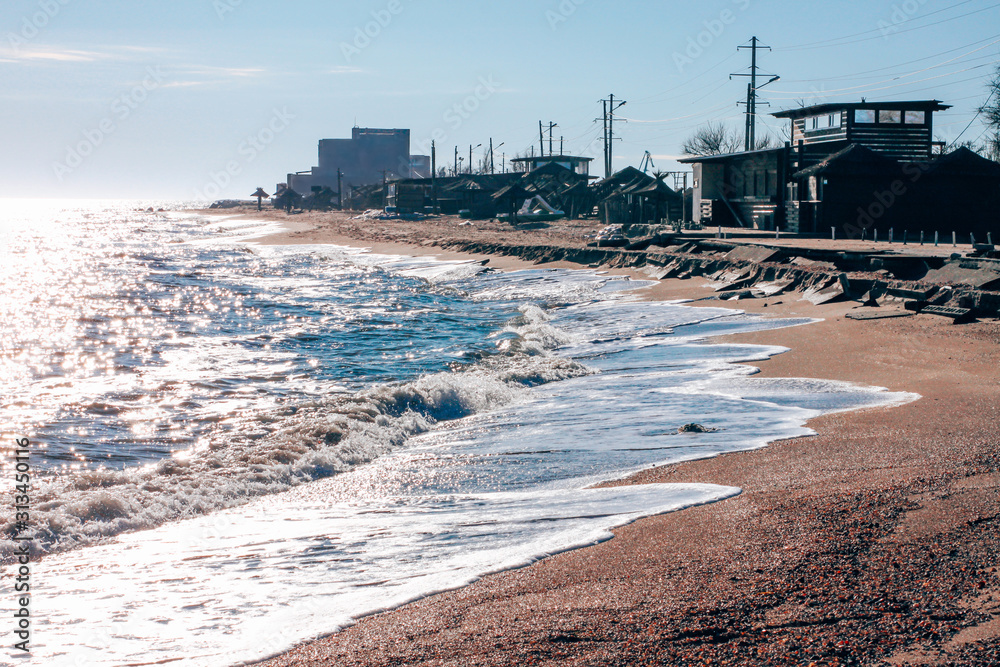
[{"left": 0, "top": 201, "right": 916, "bottom": 666}]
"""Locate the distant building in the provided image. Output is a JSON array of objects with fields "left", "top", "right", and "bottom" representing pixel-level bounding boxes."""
[
  {"left": 286, "top": 128, "right": 420, "bottom": 194},
  {"left": 679, "top": 99, "right": 1000, "bottom": 237}
]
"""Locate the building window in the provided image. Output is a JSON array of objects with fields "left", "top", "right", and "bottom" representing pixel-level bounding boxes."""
[
  {"left": 806, "top": 112, "right": 842, "bottom": 132},
  {"left": 879, "top": 110, "right": 902, "bottom": 124},
  {"left": 905, "top": 110, "right": 926, "bottom": 125},
  {"left": 855, "top": 109, "right": 876, "bottom": 123}
]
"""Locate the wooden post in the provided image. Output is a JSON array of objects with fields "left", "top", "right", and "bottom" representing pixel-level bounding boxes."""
[
  {"left": 920, "top": 231, "right": 925, "bottom": 245},
  {"left": 903, "top": 230, "right": 907, "bottom": 245},
  {"left": 831, "top": 227, "right": 836, "bottom": 241},
  {"left": 874, "top": 229, "right": 879, "bottom": 243},
  {"left": 935, "top": 231, "right": 939, "bottom": 246},
  {"left": 889, "top": 228, "right": 894, "bottom": 244},
  {"left": 952, "top": 231, "right": 957, "bottom": 247}
]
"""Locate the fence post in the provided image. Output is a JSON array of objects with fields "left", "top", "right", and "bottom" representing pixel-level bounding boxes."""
[
  {"left": 903, "top": 230, "right": 908, "bottom": 245},
  {"left": 952, "top": 231, "right": 957, "bottom": 247},
  {"left": 920, "top": 231, "right": 925, "bottom": 245},
  {"left": 889, "top": 228, "right": 894, "bottom": 244},
  {"left": 831, "top": 227, "right": 836, "bottom": 241},
  {"left": 934, "top": 231, "right": 939, "bottom": 246}
]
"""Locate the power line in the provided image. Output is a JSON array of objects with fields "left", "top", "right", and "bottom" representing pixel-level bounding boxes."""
[
  {"left": 952, "top": 87, "right": 996, "bottom": 143},
  {"left": 768, "top": 61, "right": 995, "bottom": 98},
  {"left": 778, "top": 0, "right": 990, "bottom": 51},
  {"left": 780, "top": 35, "right": 1000, "bottom": 83},
  {"left": 774, "top": 39, "right": 1000, "bottom": 95}
]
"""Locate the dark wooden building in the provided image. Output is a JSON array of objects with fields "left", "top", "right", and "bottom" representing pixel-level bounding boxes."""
[
  {"left": 772, "top": 100, "right": 951, "bottom": 165},
  {"left": 681, "top": 99, "right": 1000, "bottom": 238}
]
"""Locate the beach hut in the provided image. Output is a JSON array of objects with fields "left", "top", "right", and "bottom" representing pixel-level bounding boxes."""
[
  {"left": 492, "top": 183, "right": 533, "bottom": 223},
  {"left": 630, "top": 178, "right": 684, "bottom": 225}
]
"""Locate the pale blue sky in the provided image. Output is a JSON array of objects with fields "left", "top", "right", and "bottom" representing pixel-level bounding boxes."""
[{"left": 2, "top": 0, "right": 999, "bottom": 199}]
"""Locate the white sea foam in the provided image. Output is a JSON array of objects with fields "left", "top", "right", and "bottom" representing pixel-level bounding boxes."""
[{"left": 0, "top": 206, "right": 921, "bottom": 666}]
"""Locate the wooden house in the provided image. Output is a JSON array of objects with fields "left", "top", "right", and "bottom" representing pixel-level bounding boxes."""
[
  {"left": 773, "top": 100, "right": 950, "bottom": 166},
  {"left": 679, "top": 147, "right": 786, "bottom": 230},
  {"left": 680, "top": 99, "right": 1000, "bottom": 238}
]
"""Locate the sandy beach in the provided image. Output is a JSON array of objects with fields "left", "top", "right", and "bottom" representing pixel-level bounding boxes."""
[{"left": 229, "top": 209, "right": 1000, "bottom": 666}]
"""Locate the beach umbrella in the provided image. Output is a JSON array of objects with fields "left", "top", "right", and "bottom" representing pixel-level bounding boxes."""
[{"left": 251, "top": 187, "right": 270, "bottom": 211}]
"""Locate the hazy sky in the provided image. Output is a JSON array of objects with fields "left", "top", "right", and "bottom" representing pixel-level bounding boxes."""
[{"left": 2, "top": 0, "right": 999, "bottom": 200}]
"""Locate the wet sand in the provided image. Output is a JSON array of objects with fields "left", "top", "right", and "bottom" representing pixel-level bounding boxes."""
[{"left": 226, "top": 209, "right": 1000, "bottom": 666}]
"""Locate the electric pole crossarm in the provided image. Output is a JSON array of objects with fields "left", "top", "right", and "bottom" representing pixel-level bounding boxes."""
[{"left": 731, "top": 36, "right": 778, "bottom": 152}]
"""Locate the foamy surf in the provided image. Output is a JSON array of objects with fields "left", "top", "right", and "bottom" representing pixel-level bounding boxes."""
[{"left": 0, "top": 202, "right": 918, "bottom": 666}]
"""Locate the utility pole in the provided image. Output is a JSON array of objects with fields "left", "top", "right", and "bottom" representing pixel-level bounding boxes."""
[
  {"left": 560, "top": 136, "right": 564, "bottom": 156},
  {"left": 599, "top": 94, "right": 627, "bottom": 178},
  {"left": 547, "top": 122, "right": 557, "bottom": 156},
  {"left": 489, "top": 138, "right": 494, "bottom": 174},
  {"left": 337, "top": 168, "right": 343, "bottom": 210},
  {"left": 539, "top": 121, "right": 545, "bottom": 156},
  {"left": 732, "top": 37, "right": 778, "bottom": 152},
  {"left": 431, "top": 141, "right": 437, "bottom": 209},
  {"left": 601, "top": 99, "right": 608, "bottom": 177},
  {"left": 469, "top": 143, "right": 481, "bottom": 174},
  {"left": 454, "top": 146, "right": 459, "bottom": 176}
]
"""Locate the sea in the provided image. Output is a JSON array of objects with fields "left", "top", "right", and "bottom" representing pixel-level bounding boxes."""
[{"left": 0, "top": 200, "right": 916, "bottom": 666}]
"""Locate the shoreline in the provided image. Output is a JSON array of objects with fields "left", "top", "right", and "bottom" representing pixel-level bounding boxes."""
[{"left": 223, "top": 209, "right": 1000, "bottom": 666}]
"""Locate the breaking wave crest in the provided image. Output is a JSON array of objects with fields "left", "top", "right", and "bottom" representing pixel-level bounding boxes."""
[{"left": 1, "top": 310, "right": 591, "bottom": 561}]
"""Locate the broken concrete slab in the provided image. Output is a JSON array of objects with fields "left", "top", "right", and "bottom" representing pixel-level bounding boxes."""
[
  {"left": 846, "top": 309, "right": 915, "bottom": 321},
  {"left": 922, "top": 262, "right": 1000, "bottom": 290},
  {"left": 724, "top": 245, "right": 782, "bottom": 264},
  {"left": 791, "top": 257, "right": 838, "bottom": 271},
  {"left": 753, "top": 277, "right": 797, "bottom": 297},
  {"left": 801, "top": 279, "right": 846, "bottom": 305},
  {"left": 887, "top": 286, "right": 938, "bottom": 301}
]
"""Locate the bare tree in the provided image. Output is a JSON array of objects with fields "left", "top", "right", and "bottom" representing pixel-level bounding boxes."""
[
  {"left": 682, "top": 122, "right": 741, "bottom": 156},
  {"left": 980, "top": 64, "right": 1000, "bottom": 161},
  {"left": 944, "top": 138, "right": 985, "bottom": 155},
  {"left": 682, "top": 122, "right": 776, "bottom": 156}
]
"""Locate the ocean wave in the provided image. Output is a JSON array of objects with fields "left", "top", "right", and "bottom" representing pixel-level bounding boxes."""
[{"left": 0, "top": 316, "right": 591, "bottom": 562}]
